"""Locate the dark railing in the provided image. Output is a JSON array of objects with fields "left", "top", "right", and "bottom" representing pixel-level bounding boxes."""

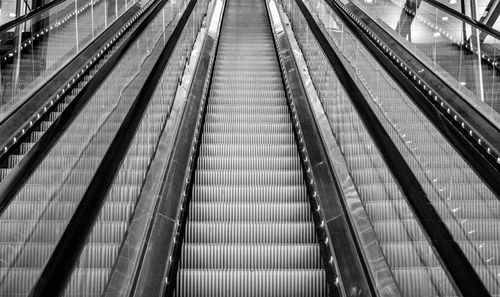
[
  {"left": 0, "top": 0, "right": 65, "bottom": 33},
  {"left": 22, "top": 0, "right": 33, "bottom": 13},
  {"left": 421, "top": 0, "right": 500, "bottom": 40}
]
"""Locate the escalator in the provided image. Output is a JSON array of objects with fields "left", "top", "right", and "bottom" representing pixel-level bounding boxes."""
[
  {"left": 167, "top": 0, "right": 468, "bottom": 294},
  {"left": 0, "top": 44, "right": 146, "bottom": 295},
  {"left": 163, "top": 0, "right": 492, "bottom": 294},
  {"left": 0, "top": 0, "right": 499, "bottom": 295},
  {"left": 175, "top": 0, "right": 328, "bottom": 294},
  {"left": 282, "top": 0, "right": 500, "bottom": 295}
]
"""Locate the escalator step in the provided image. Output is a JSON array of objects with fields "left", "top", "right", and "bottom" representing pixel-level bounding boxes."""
[
  {"left": 197, "top": 156, "right": 300, "bottom": 170},
  {"left": 193, "top": 170, "right": 303, "bottom": 185},
  {"left": 184, "top": 222, "right": 317, "bottom": 244},
  {"left": 180, "top": 244, "right": 322, "bottom": 269},
  {"left": 199, "top": 144, "right": 298, "bottom": 157},
  {"left": 192, "top": 185, "right": 307, "bottom": 203},
  {"left": 176, "top": 270, "right": 327, "bottom": 297},
  {"left": 188, "top": 202, "right": 311, "bottom": 221}
]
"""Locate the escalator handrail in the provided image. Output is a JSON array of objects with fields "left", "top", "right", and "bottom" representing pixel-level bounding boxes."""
[
  {"left": 294, "top": 0, "right": 492, "bottom": 296},
  {"left": 0, "top": 0, "right": 65, "bottom": 33},
  {"left": 27, "top": 0, "right": 198, "bottom": 295},
  {"left": 420, "top": 0, "right": 500, "bottom": 41}
]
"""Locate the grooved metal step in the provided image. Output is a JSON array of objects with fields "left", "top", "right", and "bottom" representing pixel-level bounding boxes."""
[
  {"left": 176, "top": 270, "right": 328, "bottom": 297},
  {"left": 179, "top": 244, "right": 322, "bottom": 269},
  {"left": 188, "top": 202, "right": 311, "bottom": 221}
]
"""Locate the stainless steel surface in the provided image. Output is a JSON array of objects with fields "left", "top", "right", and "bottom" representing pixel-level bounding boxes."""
[{"left": 277, "top": 6, "right": 402, "bottom": 296}]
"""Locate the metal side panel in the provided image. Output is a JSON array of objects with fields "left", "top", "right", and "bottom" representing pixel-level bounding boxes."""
[
  {"left": 266, "top": 0, "right": 373, "bottom": 296},
  {"left": 275, "top": 3, "right": 402, "bottom": 297},
  {"left": 102, "top": 6, "right": 215, "bottom": 297},
  {"left": 129, "top": 1, "right": 225, "bottom": 295}
]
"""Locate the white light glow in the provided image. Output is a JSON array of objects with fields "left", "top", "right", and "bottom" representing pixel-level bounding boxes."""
[
  {"left": 269, "top": 0, "right": 284, "bottom": 33},
  {"left": 208, "top": 0, "right": 223, "bottom": 36}
]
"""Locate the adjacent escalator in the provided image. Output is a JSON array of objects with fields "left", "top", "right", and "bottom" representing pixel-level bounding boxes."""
[
  {"left": 282, "top": 0, "right": 500, "bottom": 295},
  {"left": 0, "top": 0, "right": 201, "bottom": 295}
]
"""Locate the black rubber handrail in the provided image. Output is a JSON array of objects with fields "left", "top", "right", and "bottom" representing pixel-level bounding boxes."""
[
  {"left": 361, "top": 0, "right": 500, "bottom": 42},
  {"left": 28, "top": 0, "right": 197, "bottom": 295},
  {"left": 0, "top": 0, "right": 65, "bottom": 33},
  {"left": 22, "top": 0, "right": 33, "bottom": 13},
  {"left": 295, "top": 0, "right": 492, "bottom": 296},
  {"left": 420, "top": 0, "right": 500, "bottom": 41}
]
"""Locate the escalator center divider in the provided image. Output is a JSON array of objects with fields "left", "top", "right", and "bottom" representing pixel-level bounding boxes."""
[
  {"left": 126, "top": 1, "right": 225, "bottom": 296},
  {"left": 0, "top": 0, "right": 157, "bottom": 215},
  {"left": 293, "top": 0, "right": 492, "bottom": 296},
  {"left": 327, "top": 0, "right": 500, "bottom": 195},
  {"left": 26, "top": 0, "right": 201, "bottom": 296},
  {"left": 265, "top": 1, "right": 373, "bottom": 296}
]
